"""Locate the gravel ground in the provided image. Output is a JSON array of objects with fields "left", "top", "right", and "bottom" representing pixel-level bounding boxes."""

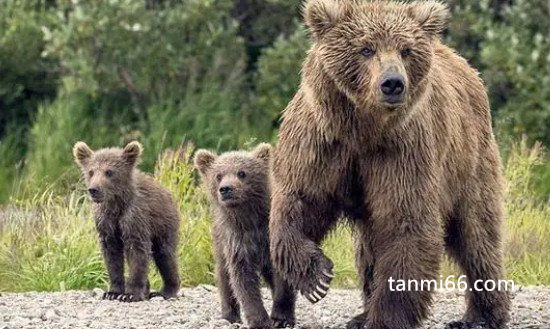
[{"left": 0, "top": 286, "right": 547, "bottom": 329}]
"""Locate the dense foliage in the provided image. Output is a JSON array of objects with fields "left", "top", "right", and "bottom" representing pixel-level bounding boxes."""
[{"left": 0, "top": 0, "right": 549, "bottom": 200}]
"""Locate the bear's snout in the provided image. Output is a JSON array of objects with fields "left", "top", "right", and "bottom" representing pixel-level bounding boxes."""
[
  {"left": 219, "top": 185, "right": 235, "bottom": 200},
  {"left": 380, "top": 72, "right": 405, "bottom": 105},
  {"left": 88, "top": 187, "right": 103, "bottom": 203}
]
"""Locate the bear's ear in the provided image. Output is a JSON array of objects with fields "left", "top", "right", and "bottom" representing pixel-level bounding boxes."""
[
  {"left": 73, "top": 141, "right": 94, "bottom": 167},
  {"left": 304, "top": 0, "right": 352, "bottom": 39},
  {"left": 193, "top": 149, "right": 217, "bottom": 176},
  {"left": 122, "top": 141, "right": 142, "bottom": 166},
  {"left": 252, "top": 143, "right": 272, "bottom": 163},
  {"left": 408, "top": 1, "right": 449, "bottom": 37}
]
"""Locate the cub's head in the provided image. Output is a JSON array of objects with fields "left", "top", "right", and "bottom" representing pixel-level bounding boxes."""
[
  {"left": 73, "top": 141, "right": 142, "bottom": 203},
  {"left": 305, "top": 0, "right": 449, "bottom": 113},
  {"left": 194, "top": 143, "right": 271, "bottom": 208}
]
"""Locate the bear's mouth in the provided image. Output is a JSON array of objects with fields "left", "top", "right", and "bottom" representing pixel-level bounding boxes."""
[
  {"left": 219, "top": 195, "right": 241, "bottom": 207},
  {"left": 91, "top": 196, "right": 104, "bottom": 203}
]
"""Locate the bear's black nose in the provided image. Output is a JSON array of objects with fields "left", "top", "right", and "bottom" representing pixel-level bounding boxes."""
[
  {"left": 88, "top": 188, "right": 100, "bottom": 197},
  {"left": 219, "top": 186, "right": 234, "bottom": 197},
  {"left": 380, "top": 74, "right": 405, "bottom": 99}
]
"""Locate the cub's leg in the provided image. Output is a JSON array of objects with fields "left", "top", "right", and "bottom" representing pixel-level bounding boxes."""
[
  {"left": 263, "top": 266, "right": 296, "bottom": 328},
  {"left": 100, "top": 234, "right": 125, "bottom": 300},
  {"left": 121, "top": 240, "right": 151, "bottom": 302},
  {"left": 215, "top": 248, "right": 241, "bottom": 324},
  {"left": 151, "top": 236, "right": 180, "bottom": 299},
  {"left": 228, "top": 257, "right": 272, "bottom": 328}
]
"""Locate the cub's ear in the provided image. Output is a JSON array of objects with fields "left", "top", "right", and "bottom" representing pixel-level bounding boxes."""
[
  {"left": 73, "top": 141, "right": 94, "bottom": 167},
  {"left": 304, "top": 0, "right": 352, "bottom": 39},
  {"left": 252, "top": 143, "right": 272, "bottom": 163},
  {"left": 408, "top": 1, "right": 449, "bottom": 37},
  {"left": 193, "top": 149, "right": 217, "bottom": 176},
  {"left": 122, "top": 141, "right": 142, "bottom": 166}
]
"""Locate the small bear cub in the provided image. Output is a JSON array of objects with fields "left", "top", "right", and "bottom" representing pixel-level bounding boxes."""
[
  {"left": 73, "top": 141, "right": 180, "bottom": 302},
  {"left": 194, "top": 144, "right": 296, "bottom": 329}
]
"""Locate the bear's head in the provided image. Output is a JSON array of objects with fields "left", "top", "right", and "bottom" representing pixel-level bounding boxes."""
[
  {"left": 305, "top": 0, "right": 449, "bottom": 114},
  {"left": 194, "top": 143, "right": 271, "bottom": 208},
  {"left": 73, "top": 141, "right": 142, "bottom": 203}
]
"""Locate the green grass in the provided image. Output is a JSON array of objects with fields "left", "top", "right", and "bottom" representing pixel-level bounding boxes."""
[{"left": 0, "top": 140, "right": 549, "bottom": 292}]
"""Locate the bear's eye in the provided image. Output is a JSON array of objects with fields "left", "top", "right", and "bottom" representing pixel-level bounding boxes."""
[
  {"left": 401, "top": 48, "right": 413, "bottom": 57},
  {"left": 88, "top": 170, "right": 94, "bottom": 177},
  {"left": 237, "top": 171, "right": 246, "bottom": 179},
  {"left": 216, "top": 174, "right": 223, "bottom": 182},
  {"left": 360, "top": 47, "right": 375, "bottom": 58},
  {"left": 104, "top": 169, "right": 114, "bottom": 178}
]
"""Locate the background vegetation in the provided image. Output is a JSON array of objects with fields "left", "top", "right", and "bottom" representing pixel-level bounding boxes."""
[{"left": 0, "top": 0, "right": 549, "bottom": 292}]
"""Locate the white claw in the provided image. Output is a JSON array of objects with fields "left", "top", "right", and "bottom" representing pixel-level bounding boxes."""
[
  {"left": 319, "top": 279, "right": 330, "bottom": 289},
  {"left": 312, "top": 290, "right": 323, "bottom": 301},
  {"left": 322, "top": 270, "right": 334, "bottom": 278},
  {"left": 316, "top": 285, "right": 328, "bottom": 295},
  {"left": 306, "top": 293, "right": 316, "bottom": 302}
]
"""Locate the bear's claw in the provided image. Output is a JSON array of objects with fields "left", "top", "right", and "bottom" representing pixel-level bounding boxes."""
[
  {"left": 299, "top": 252, "right": 334, "bottom": 304},
  {"left": 117, "top": 293, "right": 146, "bottom": 302},
  {"left": 102, "top": 291, "right": 123, "bottom": 300},
  {"left": 271, "top": 317, "right": 295, "bottom": 328}
]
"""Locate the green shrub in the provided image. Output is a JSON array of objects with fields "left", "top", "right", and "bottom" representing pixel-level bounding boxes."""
[
  {"left": 48, "top": 0, "right": 245, "bottom": 103},
  {"left": 254, "top": 25, "right": 310, "bottom": 135},
  {"left": 0, "top": 0, "right": 59, "bottom": 135}
]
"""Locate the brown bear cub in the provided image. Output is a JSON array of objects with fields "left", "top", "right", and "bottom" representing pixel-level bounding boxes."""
[
  {"left": 73, "top": 141, "right": 180, "bottom": 302},
  {"left": 194, "top": 144, "right": 295, "bottom": 329},
  {"left": 269, "top": 1, "right": 510, "bottom": 329}
]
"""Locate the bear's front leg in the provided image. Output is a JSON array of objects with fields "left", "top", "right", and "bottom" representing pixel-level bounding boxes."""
[
  {"left": 269, "top": 192, "right": 339, "bottom": 304},
  {"left": 99, "top": 234, "right": 125, "bottom": 300},
  {"left": 363, "top": 211, "right": 444, "bottom": 329},
  {"left": 120, "top": 240, "right": 151, "bottom": 302},
  {"left": 227, "top": 258, "right": 272, "bottom": 329}
]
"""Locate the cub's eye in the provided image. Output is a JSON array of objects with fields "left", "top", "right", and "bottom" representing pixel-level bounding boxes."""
[
  {"left": 401, "top": 48, "right": 412, "bottom": 57},
  {"left": 237, "top": 171, "right": 246, "bottom": 179},
  {"left": 88, "top": 170, "right": 94, "bottom": 177},
  {"left": 216, "top": 174, "right": 223, "bottom": 182},
  {"left": 361, "top": 47, "right": 375, "bottom": 58},
  {"left": 105, "top": 169, "right": 114, "bottom": 178}
]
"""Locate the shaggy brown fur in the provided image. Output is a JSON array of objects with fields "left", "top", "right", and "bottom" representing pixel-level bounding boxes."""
[
  {"left": 194, "top": 144, "right": 296, "bottom": 329},
  {"left": 74, "top": 141, "right": 180, "bottom": 302},
  {"left": 269, "top": 1, "right": 511, "bottom": 329}
]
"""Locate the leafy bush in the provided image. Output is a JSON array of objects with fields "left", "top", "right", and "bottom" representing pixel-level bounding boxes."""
[
  {"left": 0, "top": 0, "right": 59, "bottom": 136},
  {"left": 47, "top": 0, "right": 245, "bottom": 103},
  {"left": 254, "top": 25, "right": 309, "bottom": 134},
  {"left": 481, "top": 0, "right": 550, "bottom": 145}
]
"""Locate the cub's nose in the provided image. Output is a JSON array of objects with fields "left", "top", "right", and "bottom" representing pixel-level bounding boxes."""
[
  {"left": 219, "top": 186, "right": 234, "bottom": 197},
  {"left": 88, "top": 188, "right": 100, "bottom": 198},
  {"left": 380, "top": 73, "right": 405, "bottom": 101}
]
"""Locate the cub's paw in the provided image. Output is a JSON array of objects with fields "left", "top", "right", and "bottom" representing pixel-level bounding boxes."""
[
  {"left": 248, "top": 318, "right": 274, "bottom": 329},
  {"left": 346, "top": 313, "right": 367, "bottom": 329},
  {"left": 102, "top": 291, "right": 123, "bottom": 300},
  {"left": 118, "top": 292, "right": 147, "bottom": 302},
  {"left": 298, "top": 251, "right": 334, "bottom": 304},
  {"left": 222, "top": 313, "right": 242, "bottom": 324},
  {"left": 148, "top": 290, "right": 178, "bottom": 300},
  {"left": 271, "top": 315, "right": 295, "bottom": 328},
  {"left": 445, "top": 321, "right": 488, "bottom": 329}
]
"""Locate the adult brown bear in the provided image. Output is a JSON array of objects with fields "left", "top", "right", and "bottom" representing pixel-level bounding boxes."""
[{"left": 268, "top": 1, "right": 511, "bottom": 328}]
